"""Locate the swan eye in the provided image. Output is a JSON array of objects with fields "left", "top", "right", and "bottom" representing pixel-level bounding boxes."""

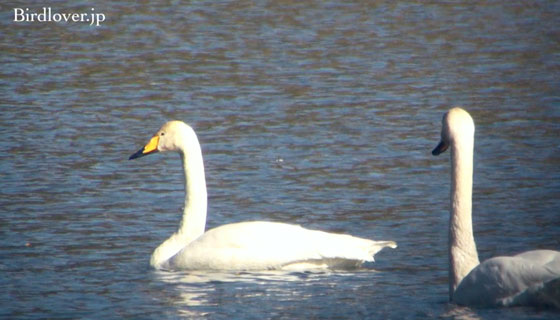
[{"left": 160, "top": 132, "right": 165, "bottom": 136}]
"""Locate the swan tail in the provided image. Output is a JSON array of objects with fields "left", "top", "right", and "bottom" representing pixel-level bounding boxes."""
[
  {"left": 315, "top": 233, "right": 397, "bottom": 264},
  {"left": 368, "top": 240, "right": 398, "bottom": 260},
  {"left": 283, "top": 239, "right": 397, "bottom": 270}
]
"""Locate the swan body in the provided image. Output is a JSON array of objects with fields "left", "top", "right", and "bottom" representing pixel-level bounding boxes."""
[
  {"left": 129, "top": 120, "right": 396, "bottom": 271},
  {"left": 454, "top": 250, "right": 560, "bottom": 307},
  {"left": 165, "top": 221, "right": 394, "bottom": 270},
  {"left": 433, "top": 107, "right": 560, "bottom": 308}
]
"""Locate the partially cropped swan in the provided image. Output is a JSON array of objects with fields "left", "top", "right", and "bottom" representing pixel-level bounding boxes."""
[
  {"left": 129, "top": 120, "right": 396, "bottom": 271},
  {"left": 432, "top": 107, "right": 560, "bottom": 308}
]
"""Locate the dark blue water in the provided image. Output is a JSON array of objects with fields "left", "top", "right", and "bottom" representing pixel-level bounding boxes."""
[{"left": 1, "top": 1, "right": 559, "bottom": 319}]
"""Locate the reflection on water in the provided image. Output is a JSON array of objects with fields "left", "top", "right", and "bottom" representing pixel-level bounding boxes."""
[
  {"left": 156, "top": 269, "right": 320, "bottom": 285},
  {"left": 156, "top": 269, "right": 387, "bottom": 318},
  {"left": 1, "top": 0, "right": 559, "bottom": 319},
  {"left": 156, "top": 269, "right": 320, "bottom": 310},
  {"left": 441, "top": 306, "right": 483, "bottom": 320}
]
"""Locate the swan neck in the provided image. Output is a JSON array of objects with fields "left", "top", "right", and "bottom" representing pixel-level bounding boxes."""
[
  {"left": 179, "top": 145, "right": 208, "bottom": 241},
  {"left": 448, "top": 136, "right": 479, "bottom": 300},
  {"left": 150, "top": 129, "right": 207, "bottom": 268}
]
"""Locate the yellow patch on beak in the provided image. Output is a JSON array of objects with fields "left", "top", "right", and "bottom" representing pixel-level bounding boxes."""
[
  {"left": 129, "top": 135, "right": 159, "bottom": 160},
  {"left": 143, "top": 135, "right": 159, "bottom": 154}
]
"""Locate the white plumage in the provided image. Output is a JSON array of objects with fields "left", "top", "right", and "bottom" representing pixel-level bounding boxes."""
[
  {"left": 454, "top": 250, "right": 560, "bottom": 307},
  {"left": 130, "top": 120, "right": 396, "bottom": 271},
  {"left": 433, "top": 107, "right": 560, "bottom": 308}
]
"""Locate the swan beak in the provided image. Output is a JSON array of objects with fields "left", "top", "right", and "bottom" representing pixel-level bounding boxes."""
[
  {"left": 432, "top": 140, "right": 449, "bottom": 156},
  {"left": 129, "top": 136, "right": 159, "bottom": 160}
]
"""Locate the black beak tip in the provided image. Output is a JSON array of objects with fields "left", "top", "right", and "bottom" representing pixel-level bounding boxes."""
[
  {"left": 432, "top": 141, "right": 448, "bottom": 156},
  {"left": 129, "top": 148, "right": 145, "bottom": 160}
]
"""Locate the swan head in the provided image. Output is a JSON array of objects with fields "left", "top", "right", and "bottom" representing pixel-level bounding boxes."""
[
  {"left": 129, "top": 121, "right": 196, "bottom": 160},
  {"left": 432, "top": 107, "right": 475, "bottom": 156}
]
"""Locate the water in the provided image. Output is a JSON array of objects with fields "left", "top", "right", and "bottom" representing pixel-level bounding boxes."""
[{"left": 1, "top": 0, "right": 559, "bottom": 318}]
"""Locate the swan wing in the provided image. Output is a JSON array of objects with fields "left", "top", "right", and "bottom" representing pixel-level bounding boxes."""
[
  {"left": 453, "top": 250, "right": 560, "bottom": 307},
  {"left": 164, "top": 221, "right": 396, "bottom": 271}
]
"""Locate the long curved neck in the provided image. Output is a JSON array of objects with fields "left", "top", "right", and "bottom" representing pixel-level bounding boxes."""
[
  {"left": 448, "top": 135, "right": 479, "bottom": 300},
  {"left": 150, "top": 131, "right": 207, "bottom": 268}
]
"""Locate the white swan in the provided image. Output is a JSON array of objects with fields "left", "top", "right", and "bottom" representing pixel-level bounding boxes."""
[
  {"left": 432, "top": 107, "right": 560, "bottom": 308},
  {"left": 129, "top": 120, "right": 396, "bottom": 271}
]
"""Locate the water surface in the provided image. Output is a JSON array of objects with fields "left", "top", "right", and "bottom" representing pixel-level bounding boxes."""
[{"left": 1, "top": 1, "right": 559, "bottom": 319}]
